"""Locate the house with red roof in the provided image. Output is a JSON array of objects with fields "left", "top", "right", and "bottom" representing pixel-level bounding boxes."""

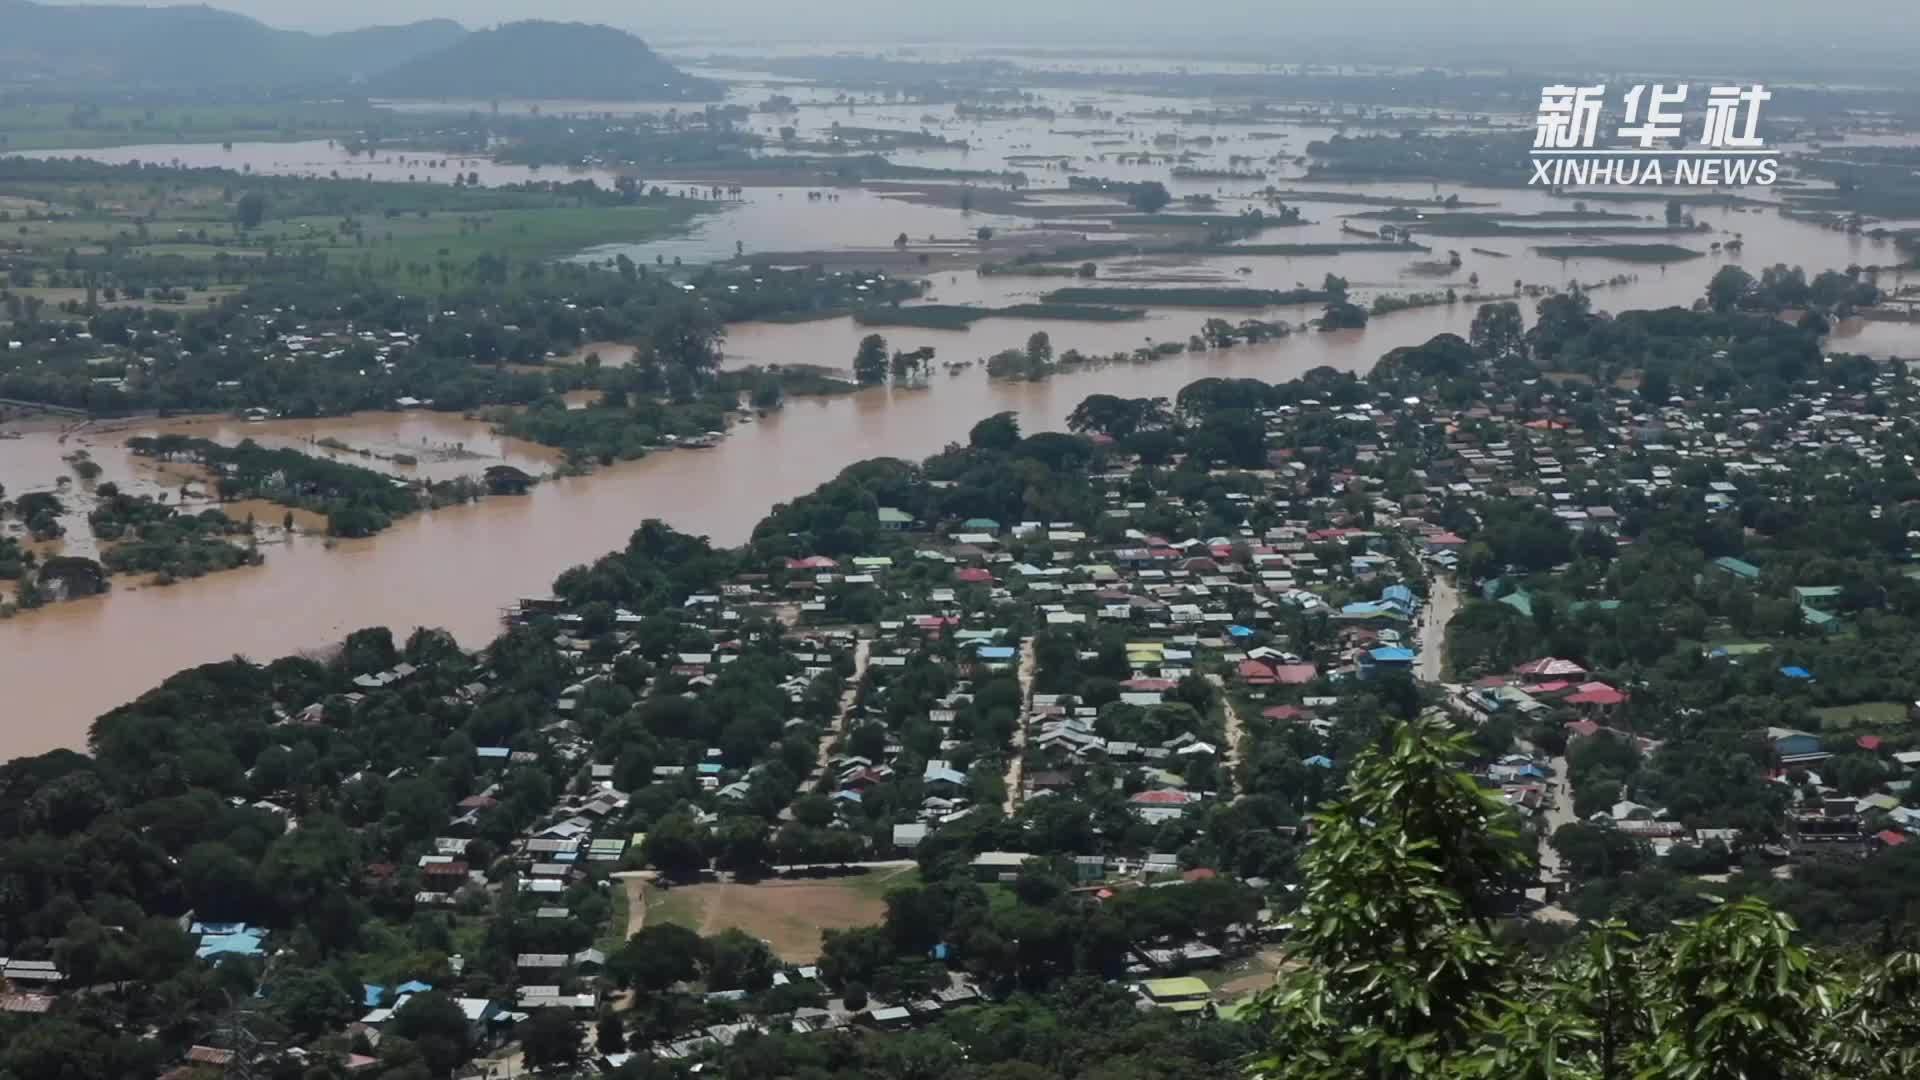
[
  {"left": 1273, "top": 663, "right": 1318, "bottom": 685},
  {"left": 1565, "top": 681, "right": 1627, "bottom": 714},
  {"left": 1129, "top": 788, "right": 1200, "bottom": 824},
  {"left": 1237, "top": 659, "right": 1278, "bottom": 687}
]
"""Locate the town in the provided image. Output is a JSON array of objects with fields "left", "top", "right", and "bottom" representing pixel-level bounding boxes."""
[{"left": 6, "top": 274, "right": 1920, "bottom": 1075}]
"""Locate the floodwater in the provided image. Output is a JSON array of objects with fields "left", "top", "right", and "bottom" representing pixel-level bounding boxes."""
[{"left": 7, "top": 74, "right": 1920, "bottom": 756}]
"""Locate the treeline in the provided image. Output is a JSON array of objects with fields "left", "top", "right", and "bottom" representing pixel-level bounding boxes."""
[
  {"left": 1, "top": 260, "right": 916, "bottom": 417},
  {"left": 89, "top": 483, "right": 260, "bottom": 581},
  {"left": 126, "top": 434, "right": 427, "bottom": 537}
]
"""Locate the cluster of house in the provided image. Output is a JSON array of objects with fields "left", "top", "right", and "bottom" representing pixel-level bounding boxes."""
[{"left": 630, "top": 976, "right": 987, "bottom": 1063}]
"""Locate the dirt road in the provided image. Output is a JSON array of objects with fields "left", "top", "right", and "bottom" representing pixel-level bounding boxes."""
[
  {"left": 1208, "top": 672, "right": 1245, "bottom": 793},
  {"left": 1001, "top": 636, "right": 1036, "bottom": 814},
  {"left": 791, "top": 636, "right": 870, "bottom": 812}
]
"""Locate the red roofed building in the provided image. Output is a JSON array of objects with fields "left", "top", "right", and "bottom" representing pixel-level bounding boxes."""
[
  {"left": 1858, "top": 735, "right": 1884, "bottom": 752},
  {"left": 956, "top": 567, "right": 994, "bottom": 584},
  {"left": 1876, "top": 829, "right": 1908, "bottom": 848},
  {"left": 1566, "top": 681, "right": 1627, "bottom": 714},
  {"left": 1237, "top": 660, "right": 1277, "bottom": 686},
  {"left": 1129, "top": 790, "right": 1200, "bottom": 823},
  {"left": 1274, "top": 663, "right": 1319, "bottom": 685}
]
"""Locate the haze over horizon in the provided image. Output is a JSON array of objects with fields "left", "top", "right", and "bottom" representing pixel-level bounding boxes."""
[{"left": 34, "top": 0, "right": 1920, "bottom": 67}]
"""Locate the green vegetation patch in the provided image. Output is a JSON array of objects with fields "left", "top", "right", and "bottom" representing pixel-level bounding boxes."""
[
  {"left": 1041, "top": 286, "right": 1332, "bottom": 308},
  {"left": 1531, "top": 243, "right": 1704, "bottom": 263}
]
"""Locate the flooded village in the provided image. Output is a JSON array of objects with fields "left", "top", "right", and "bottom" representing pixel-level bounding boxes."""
[{"left": 5, "top": 61, "right": 1919, "bottom": 752}]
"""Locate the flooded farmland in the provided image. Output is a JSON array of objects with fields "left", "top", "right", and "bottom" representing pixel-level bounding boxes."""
[{"left": 5, "top": 63, "right": 1920, "bottom": 755}]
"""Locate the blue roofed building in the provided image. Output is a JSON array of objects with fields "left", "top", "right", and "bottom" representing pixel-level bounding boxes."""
[
  {"left": 1359, "top": 646, "right": 1417, "bottom": 679},
  {"left": 974, "top": 644, "right": 1018, "bottom": 667},
  {"left": 1381, "top": 584, "right": 1416, "bottom": 616},
  {"left": 195, "top": 926, "right": 267, "bottom": 961}
]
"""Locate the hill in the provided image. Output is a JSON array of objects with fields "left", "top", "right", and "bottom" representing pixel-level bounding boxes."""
[
  {"left": 0, "top": 0, "right": 465, "bottom": 87},
  {"left": 364, "top": 20, "right": 720, "bottom": 102}
]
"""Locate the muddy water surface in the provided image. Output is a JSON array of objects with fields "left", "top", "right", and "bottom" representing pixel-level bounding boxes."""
[{"left": 8, "top": 77, "right": 1920, "bottom": 755}]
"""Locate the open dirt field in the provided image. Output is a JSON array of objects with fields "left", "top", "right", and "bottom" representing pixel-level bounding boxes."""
[{"left": 642, "top": 869, "right": 911, "bottom": 962}]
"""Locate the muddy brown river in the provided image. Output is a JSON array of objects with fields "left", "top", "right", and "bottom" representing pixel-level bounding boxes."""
[{"left": 7, "top": 264, "right": 1918, "bottom": 759}]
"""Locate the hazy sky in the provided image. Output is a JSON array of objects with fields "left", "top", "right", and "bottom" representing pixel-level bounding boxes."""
[{"left": 49, "top": 0, "right": 1920, "bottom": 59}]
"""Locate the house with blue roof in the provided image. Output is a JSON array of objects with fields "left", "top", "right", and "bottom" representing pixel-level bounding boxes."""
[
  {"left": 923, "top": 765, "right": 968, "bottom": 793},
  {"left": 974, "top": 645, "right": 1018, "bottom": 666},
  {"left": 1358, "top": 646, "right": 1417, "bottom": 679},
  {"left": 1381, "top": 584, "right": 1416, "bottom": 615},
  {"left": 196, "top": 927, "right": 267, "bottom": 961}
]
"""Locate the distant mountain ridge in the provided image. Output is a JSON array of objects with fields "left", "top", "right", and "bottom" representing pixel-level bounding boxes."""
[
  {"left": 365, "top": 21, "right": 719, "bottom": 102},
  {"left": 0, "top": 0, "right": 463, "bottom": 86},
  {"left": 0, "top": 2, "right": 713, "bottom": 100}
]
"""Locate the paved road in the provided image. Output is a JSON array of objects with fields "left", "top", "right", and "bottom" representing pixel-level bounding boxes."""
[
  {"left": 1538, "top": 752, "right": 1575, "bottom": 879},
  {"left": 1417, "top": 573, "right": 1461, "bottom": 684}
]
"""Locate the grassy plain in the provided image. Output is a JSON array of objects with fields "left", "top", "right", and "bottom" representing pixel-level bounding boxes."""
[
  {"left": 0, "top": 167, "right": 703, "bottom": 288},
  {"left": 641, "top": 868, "right": 918, "bottom": 962},
  {"left": 0, "top": 101, "right": 394, "bottom": 152}
]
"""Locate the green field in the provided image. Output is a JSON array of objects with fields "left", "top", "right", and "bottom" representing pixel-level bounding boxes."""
[
  {"left": 0, "top": 101, "right": 397, "bottom": 152},
  {"left": 1531, "top": 243, "right": 1704, "bottom": 263},
  {"left": 0, "top": 163, "right": 705, "bottom": 288},
  {"left": 1813, "top": 701, "right": 1909, "bottom": 731}
]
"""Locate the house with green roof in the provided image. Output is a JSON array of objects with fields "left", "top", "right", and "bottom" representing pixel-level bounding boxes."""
[
  {"left": 1800, "top": 605, "right": 1841, "bottom": 633},
  {"left": 1498, "top": 589, "right": 1534, "bottom": 618},
  {"left": 1139, "top": 977, "right": 1212, "bottom": 1014},
  {"left": 1793, "top": 585, "right": 1843, "bottom": 610},
  {"left": 1711, "top": 556, "right": 1761, "bottom": 581},
  {"left": 877, "top": 507, "right": 913, "bottom": 531}
]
